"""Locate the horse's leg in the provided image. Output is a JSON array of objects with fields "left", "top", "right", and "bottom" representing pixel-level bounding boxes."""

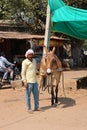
[
  {"left": 55, "top": 72, "right": 61, "bottom": 104},
  {"left": 55, "top": 84, "right": 58, "bottom": 104},
  {"left": 51, "top": 86, "right": 54, "bottom": 105},
  {"left": 39, "top": 76, "right": 43, "bottom": 94}
]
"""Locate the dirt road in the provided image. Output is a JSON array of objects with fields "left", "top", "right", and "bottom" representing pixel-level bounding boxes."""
[{"left": 0, "top": 69, "right": 87, "bottom": 130}]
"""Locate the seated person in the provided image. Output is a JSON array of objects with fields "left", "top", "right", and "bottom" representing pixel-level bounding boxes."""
[{"left": 0, "top": 52, "right": 14, "bottom": 81}]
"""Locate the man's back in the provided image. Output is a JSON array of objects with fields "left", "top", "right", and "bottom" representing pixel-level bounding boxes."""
[
  {"left": 0, "top": 55, "right": 14, "bottom": 67},
  {"left": 0, "top": 56, "right": 6, "bottom": 69}
]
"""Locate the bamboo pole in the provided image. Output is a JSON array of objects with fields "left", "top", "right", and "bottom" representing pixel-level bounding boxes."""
[{"left": 43, "top": 4, "right": 51, "bottom": 55}]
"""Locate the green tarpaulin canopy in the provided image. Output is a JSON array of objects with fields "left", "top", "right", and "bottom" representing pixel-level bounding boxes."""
[{"left": 48, "top": 0, "right": 87, "bottom": 40}]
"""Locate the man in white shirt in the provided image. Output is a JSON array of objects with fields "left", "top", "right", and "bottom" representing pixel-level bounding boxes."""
[
  {"left": 21, "top": 49, "right": 40, "bottom": 113},
  {"left": 0, "top": 52, "right": 14, "bottom": 81}
]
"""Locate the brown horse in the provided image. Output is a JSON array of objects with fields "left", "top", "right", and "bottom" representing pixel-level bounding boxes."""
[{"left": 39, "top": 47, "right": 63, "bottom": 106}]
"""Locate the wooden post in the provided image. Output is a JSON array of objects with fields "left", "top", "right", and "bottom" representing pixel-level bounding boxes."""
[{"left": 43, "top": 4, "right": 51, "bottom": 56}]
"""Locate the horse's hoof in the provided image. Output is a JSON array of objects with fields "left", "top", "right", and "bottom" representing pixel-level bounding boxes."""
[
  {"left": 51, "top": 103, "right": 58, "bottom": 107},
  {"left": 54, "top": 103, "right": 58, "bottom": 107}
]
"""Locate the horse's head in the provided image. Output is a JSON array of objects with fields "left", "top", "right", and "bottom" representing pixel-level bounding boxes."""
[{"left": 40, "top": 47, "right": 62, "bottom": 75}]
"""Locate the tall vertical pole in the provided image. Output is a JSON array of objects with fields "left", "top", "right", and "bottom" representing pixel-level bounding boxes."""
[{"left": 43, "top": 4, "right": 51, "bottom": 55}]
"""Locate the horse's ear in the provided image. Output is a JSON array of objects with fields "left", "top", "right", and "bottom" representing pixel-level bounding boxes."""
[
  {"left": 52, "top": 47, "right": 55, "bottom": 54},
  {"left": 44, "top": 46, "right": 48, "bottom": 54}
]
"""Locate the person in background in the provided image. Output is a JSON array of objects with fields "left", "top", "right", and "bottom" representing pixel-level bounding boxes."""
[
  {"left": 0, "top": 52, "right": 14, "bottom": 82},
  {"left": 21, "top": 49, "right": 41, "bottom": 113}
]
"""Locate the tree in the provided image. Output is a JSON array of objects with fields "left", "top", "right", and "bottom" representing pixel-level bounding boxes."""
[
  {"left": 0, "top": 0, "right": 47, "bottom": 34},
  {"left": 64, "top": 0, "right": 87, "bottom": 9}
]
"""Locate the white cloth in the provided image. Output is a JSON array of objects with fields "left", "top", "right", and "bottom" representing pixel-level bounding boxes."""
[{"left": 25, "top": 49, "right": 34, "bottom": 57}]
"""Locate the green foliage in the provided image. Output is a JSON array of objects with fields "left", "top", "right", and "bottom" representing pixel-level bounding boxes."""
[
  {"left": 0, "top": 0, "right": 47, "bottom": 34},
  {"left": 64, "top": 0, "right": 87, "bottom": 9}
]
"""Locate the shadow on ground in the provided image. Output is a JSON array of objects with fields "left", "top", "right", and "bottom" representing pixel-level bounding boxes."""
[
  {"left": 41, "top": 97, "right": 76, "bottom": 111},
  {"left": 58, "top": 97, "right": 76, "bottom": 108}
]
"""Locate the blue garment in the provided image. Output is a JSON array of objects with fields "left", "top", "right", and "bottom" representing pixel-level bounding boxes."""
[
  {"left": 0, "top": 56, "right": 14, "bottom": 80},
  {"left": 25, "top": 82, "right": 39, "bottom": 110},
  {"left": 0, "top": 56, "right": 14, "bottom": 69}
]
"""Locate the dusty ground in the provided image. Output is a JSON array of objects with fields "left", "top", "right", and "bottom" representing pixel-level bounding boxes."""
[{"left": 0, "top": 68, "right": 87, "bottom": 130}]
